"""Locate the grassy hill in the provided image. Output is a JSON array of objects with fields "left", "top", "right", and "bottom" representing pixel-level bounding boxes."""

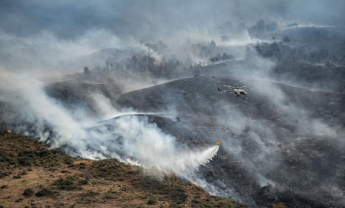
[{"left": 0, "top": 132, "right": 249, "bottom": 208}]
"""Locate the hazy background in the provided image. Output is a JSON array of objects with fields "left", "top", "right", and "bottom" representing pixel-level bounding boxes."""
[
  {"left": 1, "top": 0, "right": 344, "bottom": 74},
  {"left": 1, "top": 0, "right": 344, "bottom": 39}
]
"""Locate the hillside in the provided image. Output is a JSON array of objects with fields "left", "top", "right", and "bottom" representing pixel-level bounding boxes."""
[
  {"left": 116, "top": 76, "right": 345, "bottom": 207},
  {"left": 199, "top": 58, "right": 345, "bottom": 93},
  {"left": 0, "top": 132, "right": 249, "bottom": 208}
]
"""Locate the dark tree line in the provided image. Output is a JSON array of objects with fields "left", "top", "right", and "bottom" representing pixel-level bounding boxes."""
[
  {"left": 82, "top": 39, "right": 237, "bottom": 82},
  {"left": 83, "top": 53, "right": 188, "bottom": 83},
  {"left": 249, "top": 20, "right": 279, "bottom": 34},
  {"left": 210, "top": 53, "right": 235, "bottom": 63}
]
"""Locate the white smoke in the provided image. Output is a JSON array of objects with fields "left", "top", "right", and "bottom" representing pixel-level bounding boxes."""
[
  {"left": 0, "top": 74, "right": 219, "bottom": 182},
  {"left": 0, "top": 74, "right": 88, "bottom": 146},
  {"left": 83, "top": 114, "right": 219, "bottom": 178}
]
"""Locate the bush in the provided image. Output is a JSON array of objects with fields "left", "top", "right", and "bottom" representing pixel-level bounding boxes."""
[
  {"left": 37, "top": 150, "right": 51, "bottom": 157},
  {"left": 18, "top": 157, "right": 32, "bottom": 166},
  {"left": 78, "top": 180, "right": 88, "bottom": 185},
  {"left": 256, "top": 19, "right": 266, "bottom": 32},
  {"left": 53, "top": 176, "right": 82, "bottom": 190},
  {"left": 64, "top": 158, "right": 74, "bottom": 165},
  {"left": 35, "top": 188, "right": 54, "bottom": 197},
  {"left": 79, "top": 163, "right": 86, "bottom": 169},
  {"left": 283, "top": 36, "right": 291, "bottom": 42},
  {"left": 15, "top": 198, "right": 23, "bottom": 203},
  {"left": 147, "top": 196, "right": 158, "bottom": 205},
  {"left": 0, "top": 171, "right": 11, "bottom": 179},
  {"left": 23, "top": 188, "right": 34, "bottom": 197}
]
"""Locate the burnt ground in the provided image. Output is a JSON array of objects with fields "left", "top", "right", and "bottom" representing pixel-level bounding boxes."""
[
  {"left": 115, "top": 76, "right": 345, "bottom": 207},
  {"left": 45, "top": 79, "right": 121, "bottom": 114},
  {"left": 199, "top": 59, "right": 345, "bottom": 94}
]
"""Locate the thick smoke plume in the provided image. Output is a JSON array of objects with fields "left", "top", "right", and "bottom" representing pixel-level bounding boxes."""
[{"left": 0, "top": 74, "right": 218, "bottom": 182}]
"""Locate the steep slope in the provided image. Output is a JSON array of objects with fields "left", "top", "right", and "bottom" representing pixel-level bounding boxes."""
[
  {"left": 44, "top": 79, "right": 121, "bottom": 117},
  {"left": 116, "top": 76, "right": 345, "bottom": 207},
  {"left": 0, "top": 132, "right": 248, "bottom": 208}
]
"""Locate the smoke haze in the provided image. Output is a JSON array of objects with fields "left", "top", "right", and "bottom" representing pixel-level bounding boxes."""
[{"left": 1, "top": 0, "right": 345, "bottom": 207}]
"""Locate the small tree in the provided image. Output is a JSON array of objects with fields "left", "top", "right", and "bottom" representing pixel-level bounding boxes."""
[
  {"left": 256, "top": 20, "right": 266, "bottom": 32},
  {"left": 210, "top": 40, "right": 216, "bottom": 49},
  {"left": 283, "top": 36, "right": 291, "bottom": 43},
  {"left": 266, "top": 21, "right": 278, "bottom": 31},
  {"left": 105, "top": 61, "right": 110, "bottom": 70},
  {"left": 84, "top": 66, "right": 91, "bottom": 75},
  {"left": 222, "top": 53, "right": 235, "bottom": 61},
  {"left": 221, "top": 35, "right": 229, "bottom": 42}
]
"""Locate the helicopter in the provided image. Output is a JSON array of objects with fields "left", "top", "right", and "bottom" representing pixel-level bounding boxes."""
[{"left": 217, "top": 85, "right": 248, "bottom": 97}]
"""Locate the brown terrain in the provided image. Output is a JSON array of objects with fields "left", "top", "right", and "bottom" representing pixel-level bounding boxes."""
[{"left": 0, "top": 132, "right": 250, "bottom": 208}]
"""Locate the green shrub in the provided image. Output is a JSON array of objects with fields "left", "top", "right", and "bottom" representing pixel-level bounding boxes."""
[
  {"left": 79, "top": 163, "right": 86, "bottom": 169},
  {"left": 18, "top": 157, "right": 32, "bottom": 166},
  {"left": 53, "top": 176, "right": 82, "bottom": 190},
  {"left": 64, "top": 158, "right": 74, "bottom": 165}
]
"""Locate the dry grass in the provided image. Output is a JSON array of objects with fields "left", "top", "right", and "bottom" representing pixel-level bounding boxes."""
[
  {"left": 273, "top": 203, "right": 287, "bottom": 208},
  {"left": 0, "top": 133, "right": 249, "bottom": 208}
]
